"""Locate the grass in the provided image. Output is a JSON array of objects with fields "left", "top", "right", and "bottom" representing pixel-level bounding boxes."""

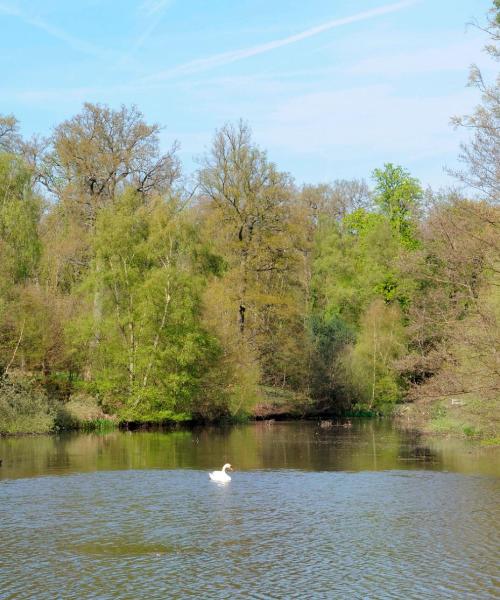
[
  {"left": 400, "top": 392, "right": 500, "bottom": 441},
  {"left": 481, "top": 436, "right": 500, "bottom": 447},
  {"left": 80, "top": 418, "right": 117, "bottom": 432}
]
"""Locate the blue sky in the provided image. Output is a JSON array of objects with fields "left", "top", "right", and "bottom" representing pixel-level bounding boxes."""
[{"left": 0, "top": 0, "right": 495, "bottom": 188}]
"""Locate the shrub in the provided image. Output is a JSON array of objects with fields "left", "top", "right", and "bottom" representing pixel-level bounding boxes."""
[
  {"left": 54, "top": 392, "right": 117, "bottom": 431},
  {"left": 0, "top": 377, "right": 55, "bottom": 434}
]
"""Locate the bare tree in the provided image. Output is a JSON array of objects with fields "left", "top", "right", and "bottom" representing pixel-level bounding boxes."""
[
  {"left": 450, "top": 2, "right": 500, "bottom": 203},
  {"left": 299, "top": 180, "right": 371, "bottom": 225},
  {"left": 0, "top": 115, "right": 22, "bottom": 153},
  {"left": 40, "top": 103, "right": 180, "bottom": 227}
]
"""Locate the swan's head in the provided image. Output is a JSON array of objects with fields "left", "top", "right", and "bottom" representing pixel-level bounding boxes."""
[{"left": 222, "top": 463, "right": 233, "bottom": 472}]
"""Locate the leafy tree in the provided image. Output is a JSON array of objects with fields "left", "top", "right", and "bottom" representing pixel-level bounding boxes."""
[
  {"left": 0, "top": 152, "right": 43, "bottom": 376},
  {"left": 313, "top": 207, "right": 409, "bottom": 326},
  {"left": 400, "top": 195, "right": 499, "bottom": 396},
  {"left": 0, "top": 153, "right": 41, "bottom": 282},
  {"left": 71, "top": 189, "right": 222, "bottom": 421},
  {"left": 311, "top": 166, "right": 422, "bottom": 410},
  {"left": 339, "top": 299, "right": 407, "bottom": 412},
  {"left": 372, "top": 163, "right": 422, "bottom": 248}
]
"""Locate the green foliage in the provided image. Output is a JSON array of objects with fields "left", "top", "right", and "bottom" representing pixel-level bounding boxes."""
[
  {"left": 462, "top": 425, "right": 477, "bottom": 438},
  {"left": 308, "top": 314, "right": 354, "bottom": 401},
  {"left": 69, "top": 190, "right": 223, "bottom": 422},
  {"left": 311, "top": 169, "right": 419, "bottom": 412},
  {"left": 314, "top": 208, "right": 411, "bottom": 327},
  {"left": 0, "top": 153, "right": 41, "bottom": 282},
  {"left": 338, "top": 300, "right": 406, "bottom": 412},
  {"left": 198, "top": 121, "right": 311, "bottom": 399},
  {"left": 0, "top": 96, "right": 497, "bottom": 440},
  {"left": 372, "top": 163, "right": 422, "bottom": 249}
]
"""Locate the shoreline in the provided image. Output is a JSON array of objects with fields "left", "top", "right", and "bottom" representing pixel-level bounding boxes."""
[{"left": 1, "top": 411, "right": 499, "bottom": 446}]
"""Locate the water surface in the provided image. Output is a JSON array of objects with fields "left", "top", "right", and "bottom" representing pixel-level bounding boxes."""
[{"left": 1, "top": 421, "right": 499, "bottom": 599}]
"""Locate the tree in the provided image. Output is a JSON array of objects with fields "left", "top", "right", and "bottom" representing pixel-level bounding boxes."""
[
  {"left": 199, "top": 121, "right": 293, "bottom": 329},
  {"left": 71, "top": 189, "right": 223, "bottom": 421},
  {"left": 198, "top": 121, "right": 310, "bottom": 393},
  {"left": 0, "top": 115, "right": 22, "bottom": 154},
  {"left": 310, "top": 166, "right": 422, "bottom": 410},
  {"left": 0, "top": 153, "right": 41, "bottom": 283},
  {"left": 41, "top": 103, "right": 180, "bottom": 229},
  {"left": 0, "top": 151, "right": 43, "bottom": 377},
  {"left": 372, "top": 163, "right": 422, "bottom": 247},
  {"left": 298, "top": 179, "right": 371, "bottom": 225},
  {"left": 311, "top": 209, "right": 406, "bottom": 409},
  {"left": 340, "top": 299, "right": 406, "bottom": 412},
  {"left": 400, "top": 194, "right": 499, "bottom": 397},
  {"left": 450, "top": 1, "right": 499, "bottom": 203},
  {"left": 313, "top": 207, "right": 409, "bottom": 326},
  {"left": 35, "top": 104, "right": 183, "bottom": 381}
]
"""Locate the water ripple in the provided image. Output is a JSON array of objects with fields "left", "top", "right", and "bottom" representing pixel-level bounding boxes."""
[{"left": 0, "top": 469, "right": 499, "bottom": 599}]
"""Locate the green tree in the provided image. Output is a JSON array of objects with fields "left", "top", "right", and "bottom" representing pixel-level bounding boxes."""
[
  {"left": 311, "top": 209, "right": 408, "bottom": 409},
  {"left": 372, "top": 163, "right": 422, "bottom": 248},
  {"left": 311, "top": 167, "right": 422, "bottom": 410},
  {"left": 71, "top": 189, "right": 222, "bottom": 421},
  {"left": 0, "top": 153, "right": 41, "bottom": 282},
  {"left": 37, "top": 104, "right": 183, "bottom": 382},
  {"left": 313, "top": 207, "right": 409, "bottom": 326},
  {"left": 339, "top": 300, "right": 407, "bottom": 412},
  {"left": 0, "top": 152, "right": 42, "bottom": 376}
]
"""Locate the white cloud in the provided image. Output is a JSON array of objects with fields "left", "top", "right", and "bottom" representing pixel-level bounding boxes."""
[
  {"left": 258, "top": 85, "right": 477, "bottom": 160},
  {"left": 346, "top": 38, "right": 489, "bottom": 76}
]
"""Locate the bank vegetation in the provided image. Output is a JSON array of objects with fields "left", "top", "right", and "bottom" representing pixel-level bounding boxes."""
[{"left": 0, "top": 3, "right": 498, "bottom": 439}]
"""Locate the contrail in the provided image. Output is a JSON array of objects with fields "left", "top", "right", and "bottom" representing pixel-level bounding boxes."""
[
  {"left": 120, "top": 0, "right": 175, "bottom": 65},
  {"left": 143, "top": 0, "right": 418, "bottom": 82},
  {"left": 0, "top": 1, "right": 106, "bottom": 58}
]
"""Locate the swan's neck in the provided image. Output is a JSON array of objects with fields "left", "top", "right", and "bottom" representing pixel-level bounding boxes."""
[{"left": 222, "top": 465, "right": 228, "bottom": 472}]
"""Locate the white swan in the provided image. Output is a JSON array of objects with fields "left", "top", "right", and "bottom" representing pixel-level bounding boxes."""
[{"left": 209, "top": 463, "right": 233, "bottom": 483}]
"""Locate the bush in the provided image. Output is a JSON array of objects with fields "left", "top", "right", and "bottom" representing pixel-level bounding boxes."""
[
  {"left": 0, "top": 377, "right": 55, "bottom": 434},
  {"left": 54, "top": 392, "right": 117, "bottom": 431}
]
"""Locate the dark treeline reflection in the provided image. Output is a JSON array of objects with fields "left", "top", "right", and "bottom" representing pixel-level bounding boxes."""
[{"left": 1, "top": 421, "right": 498, "bottom": 480}]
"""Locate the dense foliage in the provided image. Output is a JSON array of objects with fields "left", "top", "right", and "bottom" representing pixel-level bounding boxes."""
[{"left": 0, "top": 4, "right": 498, "bottom": 436}]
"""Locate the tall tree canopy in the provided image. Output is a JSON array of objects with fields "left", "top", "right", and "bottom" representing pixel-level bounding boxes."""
[{"left": 40, "top": 103, "right": 180, "bottom": 228}]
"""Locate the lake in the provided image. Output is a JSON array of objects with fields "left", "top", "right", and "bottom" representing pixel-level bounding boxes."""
[{"left": 0, "top": 420, "right": 499, "bottom": 599}]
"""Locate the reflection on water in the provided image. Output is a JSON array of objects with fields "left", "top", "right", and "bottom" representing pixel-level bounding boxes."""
[
  {"left": 0, "top": 421, "right": 499, "bottom": 599},
  {"left": 0, "top": 420, "right": 498, "bottom": 480}
]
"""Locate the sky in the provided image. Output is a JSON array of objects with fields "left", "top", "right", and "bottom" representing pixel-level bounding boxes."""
[{"left": 0, "top": 0, "right": 495, "bottom": 189}]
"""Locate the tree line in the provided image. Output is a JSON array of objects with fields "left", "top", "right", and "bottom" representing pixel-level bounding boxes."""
[{"left": 0, "top": 3, "right": 498, "bottom": 434}]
